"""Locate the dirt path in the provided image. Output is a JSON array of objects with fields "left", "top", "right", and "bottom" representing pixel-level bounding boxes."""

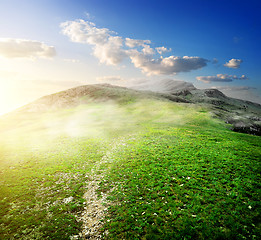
[
  {"left": 80, "top": 174, "right": 109, "bottom": 239},
  {"left": 71, "top": 137, "right": 132, "bottom": 239}
]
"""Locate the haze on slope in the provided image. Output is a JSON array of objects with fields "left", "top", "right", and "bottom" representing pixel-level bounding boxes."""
[{"left": 1, "top": 82, "right": 260, "bottom": 135}]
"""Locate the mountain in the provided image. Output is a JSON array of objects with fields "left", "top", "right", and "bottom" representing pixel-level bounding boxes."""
[
  {"left": 172, "top": 88, "right": 261, "bottom": 135},
  {"left": 10, "top": 83, "right": 190, "bottom": 114},
  {"left": 6, "top": 81, "right": 260, "bottom": 136},
  {"left": 129, "top": 79, "right": 261, "bottom": 135},
  {"left": 129, "top": 78, "right": 196, "bottom": 93}
]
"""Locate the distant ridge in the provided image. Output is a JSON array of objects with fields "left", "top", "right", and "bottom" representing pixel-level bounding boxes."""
[{"left": 3, "top": 81, "right": 261, "bottom": 135}]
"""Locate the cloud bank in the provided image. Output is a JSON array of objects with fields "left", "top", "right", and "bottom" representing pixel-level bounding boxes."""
[
  {"left": 61, "top": 19, "right": 208, "bottom": 75},
  {"left": 0, "top": 38, "right": 56, "bottom": 59},
  {"left": 224, "top": 58, "right": 242, "bottom": 69},
  {"left": 196, "top": 74, "right": 248, "bottom": 83}
]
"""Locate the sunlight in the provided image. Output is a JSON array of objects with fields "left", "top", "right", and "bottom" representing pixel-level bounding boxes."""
[
  {"left": 0, "top": 80, "right": 13, "bottom": 115},
  {"left": 0, "top": 77, "right": 25, "bottom": 116}
]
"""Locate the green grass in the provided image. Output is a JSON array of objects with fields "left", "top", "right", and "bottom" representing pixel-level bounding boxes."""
[
  {"left": 0, "top": 136, "right": 106, "bottom": 239},
  {"left": 0, "top": 97, "right": 260, "bottom": 239},
  {"left": 99, "top": 127, "right": 260, "bottom": 239}
]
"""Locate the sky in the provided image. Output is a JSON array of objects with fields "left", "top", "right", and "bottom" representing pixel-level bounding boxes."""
[{"left": 0, "top": 0, "right": 260, "bottom": 115}]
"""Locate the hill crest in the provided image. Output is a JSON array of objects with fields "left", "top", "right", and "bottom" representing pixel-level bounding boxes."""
[{"left": 2, "top": 82, "right": 261, "bottom": 135}]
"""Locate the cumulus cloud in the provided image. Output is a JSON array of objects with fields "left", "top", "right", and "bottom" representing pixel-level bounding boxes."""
[
  {"left": 129, "top": 51, "right": 208, "bottom": 75},
  {"left": 61, "top": 19, "right": 208, "bottom": 75},
  {"left": 196, "top": 74, "right": 248, "bottom": 83},
  {"left": 224, "top": 58, "right": 242, "bottom": 68},
  {"left": 61, "top": 20, "right": 111, "bottom": 45},
  {"left": 156, "top": 46, "right": 171, "bottom": 54},
  {"left": 125, "top": 38, "right": 151, "bottom": 48},
  {"left": 61, "top": 20, "right": 127, "bottom": 65},
  {"left": 93, "top": 36, "right": 128, "bottom": 65},
  {"left": 142, "top": 45, "right": 155, "bottom": 56},
  {"left": 0, "top": 38, "right": 56, "bottom": 59},
  {"left": 129, "top": 52, "right": 208, "bottom": 76}
]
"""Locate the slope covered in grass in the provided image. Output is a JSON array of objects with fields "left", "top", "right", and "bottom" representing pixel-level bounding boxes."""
[
  {"left": 0, "top": 85, "right": 260, "bottom": 239},
  {"left": 99, "top": 127, "right": 260, "bottom": 239}
]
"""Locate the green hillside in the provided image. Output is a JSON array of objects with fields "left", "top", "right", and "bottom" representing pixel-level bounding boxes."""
[{"left": 0, "top": 85, "right": 260, "bottom": 239}]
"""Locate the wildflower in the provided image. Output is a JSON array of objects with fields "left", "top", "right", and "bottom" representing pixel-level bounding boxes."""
[
  {"left": 192, "top": 215, "right": 197, "bottom": 217},
  {"left": 248, "top": 205, "right": 252, "bottom": 210}
]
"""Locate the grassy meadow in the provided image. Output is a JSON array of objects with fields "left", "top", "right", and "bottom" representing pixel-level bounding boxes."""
[{"left": 0, "top": 95, "right": 260, "bottom": 239}]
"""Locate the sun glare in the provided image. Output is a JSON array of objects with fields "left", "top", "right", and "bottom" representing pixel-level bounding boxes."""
[
  {"left": 0, "top": 80, "right": 18, "bottom": 116},
  {"left": 0, "top": 86, "right": 9, "bottom": 115}
]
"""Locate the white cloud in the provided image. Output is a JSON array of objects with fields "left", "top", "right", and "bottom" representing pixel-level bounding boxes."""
[
  {"left": 129, "top": 51, "right": 208, "bottom": 75},
  {"left": 156, "top": 46, "right": 171, "bottom": 54},
  {"left": 61, "top": 19, "right": 208, "bottom": 74},
  {"left": 61, "top": 20, "right": 127, "bottom": 65},
  {"left": 224, "top": 58, "right": 242, "bottom": 68},
  {"left": 142, "top": 45, "right": 155, "bottom": 56},
  {"left": 61, "top": 20, "right": 111, "bottom": 45},
  {"left": 196, "top": 74, "right": 248, "bottom": 83},
  {"left": 0, "top": 38, "right": 56, "bottom": 59},
  {"left": 93, "top": 36, "right": 128, "bottom": 65},
  {"left": 125, "top": 38, "right": 151, "bottom": 48}
]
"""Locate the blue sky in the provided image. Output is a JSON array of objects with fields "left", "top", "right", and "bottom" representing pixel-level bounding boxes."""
[{"left": 0, "top": 0, "right": 260, "bottom": 114}]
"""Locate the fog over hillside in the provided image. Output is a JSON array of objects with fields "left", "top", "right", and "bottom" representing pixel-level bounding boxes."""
[{"left": 3, "top": 80, "right": 260, "bottom": 136}]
